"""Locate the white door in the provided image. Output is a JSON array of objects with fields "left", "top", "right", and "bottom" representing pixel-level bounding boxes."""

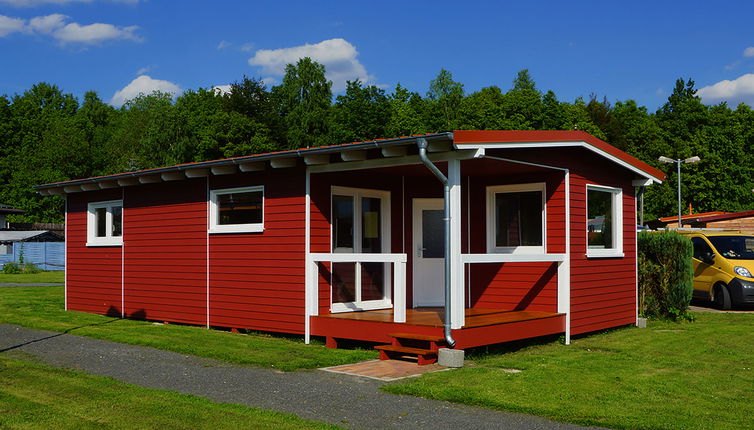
[{"left": 412, "top": 198, "right": 445, "bottom": 307}]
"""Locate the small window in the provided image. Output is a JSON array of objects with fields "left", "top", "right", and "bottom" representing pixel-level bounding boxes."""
[
  {"left": 209, "top": 186, "right": 264, "bottom": 233},
  {"left": 87, "top": 200, "right": 123, "bottom": 246},
  {"left": 691, "top": 237, "right": 713, "bottom": 261},
  {"left": 0, "top": 243, "right": 12, "bottom": 255},
  {"left": 586, "top": 185, "right": 623, "bottom": 257},
  {"left": 486, "top": 183, "right": 546, "bottom": 253}
]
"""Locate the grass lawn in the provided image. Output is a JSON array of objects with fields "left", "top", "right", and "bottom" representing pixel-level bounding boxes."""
[
  {"left": 0, "top": 286, "right": 376, "bottom": 371},
  {"left": 0, "top": 356, "right": 337, "bottom": 430},
  {"left": 0, "top": 271, "right": 64, "bottom": 284},
  {"left": 384, "top": 313, "right": 754, "bottom": 430}
]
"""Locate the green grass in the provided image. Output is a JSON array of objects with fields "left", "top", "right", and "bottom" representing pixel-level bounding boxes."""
[
  {"left": 0, "top": 356, "right": 338, "bottom": 429},
  {"left": 0, "top": 286, "right": 376, "bottom": 371},
  {"left": 384, "top": 313, "right": 754, "bottom": 429},
  {"left": 0, "top": 271, "right": 64, "bottom": 284}
]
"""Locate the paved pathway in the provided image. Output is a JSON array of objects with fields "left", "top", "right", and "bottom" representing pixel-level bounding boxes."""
[
  {"left": 0, "top": 324, "right": 593, "bottom": 430},
  {"left": 0, "top": 282, "right": 63, "bottom": 287}
]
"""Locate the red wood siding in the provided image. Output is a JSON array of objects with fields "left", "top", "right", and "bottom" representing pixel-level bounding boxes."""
[
  {"left": 66, "top": 189, "right": 123, "bottom": 316},
  {"left": 123, "top": 179, "right": 207, "bottom": 325},
  {"left": 208, "top": 169, "right": 306, "bottom": 334},
  {"left": 483, "top": 148, "right": 638, "bottom": 335},
  {"left": 465, "top": 167, "right": 564, "bottom": 312}
]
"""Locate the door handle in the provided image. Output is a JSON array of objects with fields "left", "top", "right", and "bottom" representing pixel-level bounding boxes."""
[{"left": 417, "top": 244, "right": 426, "bottom": 257}]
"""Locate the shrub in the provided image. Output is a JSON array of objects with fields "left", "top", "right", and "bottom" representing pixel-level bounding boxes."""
[
  {"left": 2, "top": 262, "right": 22, "bottom": 274},
  {"left": 638, "top": 231, "right": 693, "bottom": 320},
  {"left": 22, "top": 263, "right": 42, "bottom": 274}
]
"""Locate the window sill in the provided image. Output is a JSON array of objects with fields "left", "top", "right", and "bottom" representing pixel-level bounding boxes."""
[
  {"left": 86, "top": 240, "right": 123, "bottom": 247},
  {"left": 208, "top": 225, "right": 264, "bottom": 234},
  {"left": 488, "top": 246, "right": 545, "bottom": 255},
  {"left": 586, "top": 250, "right": 624, "bottom": 258},
  {"left": 330, "top": 299, "right": 392, "bottom": 313}
]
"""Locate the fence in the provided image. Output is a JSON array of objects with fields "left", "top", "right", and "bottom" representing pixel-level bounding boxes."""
[{"left": 0, "top": 242, "right": 65, "bottom": 271}]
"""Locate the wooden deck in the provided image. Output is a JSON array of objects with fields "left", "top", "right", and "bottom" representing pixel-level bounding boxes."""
[{"left": 311, "top": 308, "right": 566, "bottom": 349}]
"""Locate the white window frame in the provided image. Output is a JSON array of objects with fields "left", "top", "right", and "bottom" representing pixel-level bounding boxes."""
[
  {"left": 209, "top": 185, "right": 264, "bottom": 234},
  {"left": 586, "top": 184, "right": 624, "bottom": 258},
  {"left": 87, "top": 200, "right": 123, "bottom": 247},
  {"left": 486, "top": 182, "right": 547, "bottom": 254},
  {"left": 330, "top": 186, "right": 392, "bottom": 312}
]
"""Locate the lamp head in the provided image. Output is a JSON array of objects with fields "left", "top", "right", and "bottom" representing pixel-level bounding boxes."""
[
  {"left": 684, "top": 156, "right": 701, "bottom": 164},
  {"left": 658, "top": 156, "right": 675, "bottom": 164}
]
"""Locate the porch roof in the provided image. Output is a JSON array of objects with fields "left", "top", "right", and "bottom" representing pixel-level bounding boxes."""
[{"left": 35, "top": 129, "right": 664, "bottom": 195}]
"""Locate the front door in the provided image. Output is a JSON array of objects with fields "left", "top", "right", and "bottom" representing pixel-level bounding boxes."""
[{"left": 412, "top": 198, "right": 445, "bottom": 307}]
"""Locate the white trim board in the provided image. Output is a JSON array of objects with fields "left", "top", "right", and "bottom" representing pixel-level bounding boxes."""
[{"left": 457, "top": 141, "right": 662, "bottom": 184}]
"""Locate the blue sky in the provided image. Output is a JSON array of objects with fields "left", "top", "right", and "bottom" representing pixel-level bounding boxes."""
[{"left": 2, "top": 0, "right": 754, "bottom": 109}]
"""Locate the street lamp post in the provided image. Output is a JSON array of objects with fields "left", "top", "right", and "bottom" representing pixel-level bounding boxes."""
[{"left": 658, "top": 155, "right": 701, "bottom": 229}]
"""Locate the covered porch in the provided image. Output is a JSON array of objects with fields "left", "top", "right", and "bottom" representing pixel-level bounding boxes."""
[{"left": 303, "top": 134, "right": 572, "bottom": 349}]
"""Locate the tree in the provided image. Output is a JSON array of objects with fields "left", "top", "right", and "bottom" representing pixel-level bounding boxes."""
[
  {"left": 426, "top": 69, "right": 464, "bottom": 131},
  {"left": 386, "top": 83, "right": 426, "bottom": 137},
  {"left": 330, "top": 80, "right": 391, "bottom": 143},
  {"left": 272, "top": 57, "right": 333, "bottom": 148}
]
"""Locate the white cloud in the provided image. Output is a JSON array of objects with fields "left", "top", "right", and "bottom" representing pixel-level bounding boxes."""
[
  {"left": 2, "top": 13, "right": 140, "bottom": 45},
  {"left": 54, "top": 21, "right": 139, "bottom": 44},
  {"left": 212, "top": 84, "right": 231, "bottom": 95},
  {"left": 0, "top": 14, "right": 25, "bottom": 36},
  {"left": 110, "top": 75, "right": 182, "bottom": 107},
  {"left": 0, "top": 0, "right": 139, "bottom": 6},
  {"left": 698, "top": 74, "right": 754, "bottom": 106},
  {"left": 216, "top": 40, "right": 230, "bottom": 50},
  {"left": 135, "top": 66, "right": 149, "bottom": 75},
  {"left": 249, "top": 38, "right": 372, "bottom": 91},
  {"left": 744, "top": 47, "right": 754, "bottom": 57},
  {"left": 239, "top": 42, "right": 253, "bottom": 52}
]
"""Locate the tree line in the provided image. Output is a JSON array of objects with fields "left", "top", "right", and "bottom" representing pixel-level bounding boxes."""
[{"left": 2, "top": 57, "right": 753, "bottom": 223}]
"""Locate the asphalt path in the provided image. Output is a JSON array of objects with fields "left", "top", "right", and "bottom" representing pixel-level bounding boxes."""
[{"left": 0, "top": 324, "right": 595, "bottom": 430}]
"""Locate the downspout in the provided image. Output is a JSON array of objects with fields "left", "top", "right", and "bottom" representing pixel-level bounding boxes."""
[{"left": 416, "top": 138, "right": 456, "bottom": 348}]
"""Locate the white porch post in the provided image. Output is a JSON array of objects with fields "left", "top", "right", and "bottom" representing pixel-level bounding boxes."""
[
  {"left": 304, "top": 168, "right": 316, "bottom": 344},
  {"left": 393, "top": 260, "right": 406, "bottom": 323},
  {"left": 448, "top": 158, "right": 464, "bottom": 329},
  {"left": 557, "top": 170, "right": 571, "bottom": 345}
]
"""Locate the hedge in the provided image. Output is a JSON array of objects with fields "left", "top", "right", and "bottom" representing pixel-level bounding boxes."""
[{"left": 637, "top": 231, "right": 693, "bottom": 320}]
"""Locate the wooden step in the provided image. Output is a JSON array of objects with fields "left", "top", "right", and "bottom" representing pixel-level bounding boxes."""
[
  {"left": 389, "top": 332, "right": 445, "bottom": 343},
  {"left": 374, "top": 344, "right": 438, "bottom": 365}
]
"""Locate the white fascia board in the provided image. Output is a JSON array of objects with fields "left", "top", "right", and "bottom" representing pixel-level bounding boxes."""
[{"left": 456, "top": 141, "right": 663, "bottom": 184}]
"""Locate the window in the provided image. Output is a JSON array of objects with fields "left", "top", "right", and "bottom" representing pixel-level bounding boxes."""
[
  {"left": 209, "top": 186, "right": 264, "bottom": 233},
  {"left": 0, "top": 243, "right": 12, "bottom": 255},
  {"left": 87, "top": 200, "right": 123, "bottom": 246},
  {"left": 486, "top": 183, "right": 546, "bottom": 254},
  {"left": 330, "top": 186, "right": 391, "bottom": 312},
  {"left": 586, "top": 184, "right": 623, "bottom": 257},
  {"left": 691, "top": 237, "right": 714, "bottom": 261}
]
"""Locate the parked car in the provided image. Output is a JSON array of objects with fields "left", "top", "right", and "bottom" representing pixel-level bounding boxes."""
[{"left": 680, "top": 231, "right": 754, "bottom": 309}]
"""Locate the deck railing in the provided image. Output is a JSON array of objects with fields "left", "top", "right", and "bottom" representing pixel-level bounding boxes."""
[
  {"left": 458, "top": 253, "right": 568, "bottom": 329},
  {"left": 309, "top": 253, "right": 408, "bottom": 323}
]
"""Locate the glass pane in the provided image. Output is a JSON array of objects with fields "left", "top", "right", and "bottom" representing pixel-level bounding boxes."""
[
  {"left": 422, "top": 209, "right": 444, "bottom": 258},
  {"left": 361, "top": 197, "right": 382, "bottom": 253},
  {"left": 587, "top": 189, "right": 613, "bottom": 248},
  {"left": 708, "top": 236, "right": 754, "bottom": 260},
  {"left": 495, "top": 191, "right": 542, "bottom": 247},
  {"left": 111, "top": 206, "right": 122, "bottom": 237},
  {"left": 361, "top": 262, "right": 385, "bottom": 301},
  {"left": 95, "top": 207, "right": 107, "bottom": 237},
  {"left": 217, "top": 191, "right": 262, "bottom": 225},
  {"left": 333, "top": 195, "right": 354, "bottom": 250},
  {"left": 332, "top": 262, "right": 356, "bottom": 303}
]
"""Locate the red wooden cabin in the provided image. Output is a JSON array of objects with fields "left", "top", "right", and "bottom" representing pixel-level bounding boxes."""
[{"left": 36, "top": 130, "right": 664, "bottom": 349}]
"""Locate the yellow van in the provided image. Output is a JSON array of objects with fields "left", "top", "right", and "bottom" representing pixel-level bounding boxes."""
[{"left": 680, "top": 231, "right": 754, "bottom": 309}]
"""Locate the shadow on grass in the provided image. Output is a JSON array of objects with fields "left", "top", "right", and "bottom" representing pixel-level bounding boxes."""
[{"left": 0, "top": 317, "right": 120, "bottom": 353}]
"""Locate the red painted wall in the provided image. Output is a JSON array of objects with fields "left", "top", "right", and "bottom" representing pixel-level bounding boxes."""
[
  {"left": 66, "top": 189, "right": 123, "bottom": 316},
  {"left": 123, "top": 179, "right": 207, "bottom": 325},
  {"left": 208, "top": 169, "right": 306, "bottom": 333},
  {"left": 66, "top": 168, "right": 309, "bottom": 334}
]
